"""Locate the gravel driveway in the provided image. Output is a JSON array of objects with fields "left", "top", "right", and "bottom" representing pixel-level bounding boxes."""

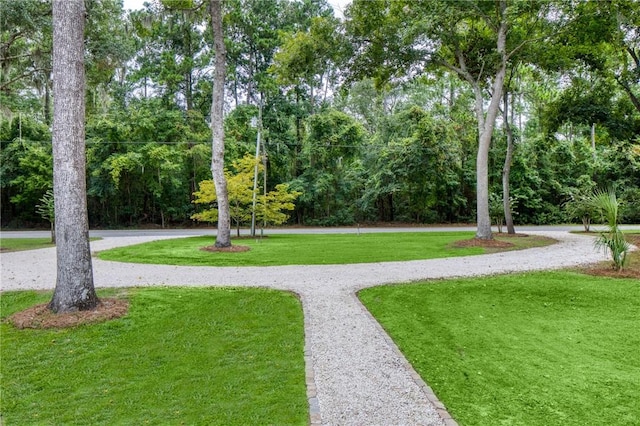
[{"left": 1, "top": 231, "right": 606, "bottom": 426}]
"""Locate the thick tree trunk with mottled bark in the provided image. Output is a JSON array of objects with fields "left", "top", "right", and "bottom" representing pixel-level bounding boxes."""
[
  {"left": 49, "top": 0, "right": 98, "bottom": 313},
  {"left": 210, "top": 0, "right": 231, "bottom": 248}
]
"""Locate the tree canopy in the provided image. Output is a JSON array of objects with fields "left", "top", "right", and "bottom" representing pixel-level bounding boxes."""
[{"left": 2, "top": 0, "right": 639, "bottom": 230}]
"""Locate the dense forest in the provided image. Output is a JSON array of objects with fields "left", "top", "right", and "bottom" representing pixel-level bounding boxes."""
[{"left": 2, "top": 0, "right": 639, "bottom": 229}]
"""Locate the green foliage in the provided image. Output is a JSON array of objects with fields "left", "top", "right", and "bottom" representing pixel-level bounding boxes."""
[
  {"left": 359, "top": 104, "right": 471, "bottom": 223},
  {"left": 489, "top": 192, "right": 504, "bottom": 232},
  {"left": 564, "top": 175, "right": 598, "bottom": 231},
  {"left": 256, "top": 183, "right": 302, "bottom": 226},
  {"left": 0, "top": 0, "right": 52, "bottom": 119},
  {"left": 2, "top": 0, "right": 639, "bottom": 229},
  {"left": 1, "top": 123, "right": 53, "bottom": 224},
  {"left": 360, "top": 272, "right": 640, "bottom": 426},
  {"left": 36, "top": 188, "right": 55, "bottom": 243},
  {"left": 1, "top": 287, "right": 307, "bottom": 425},
  {"left": 192, "top": 154, "right": 301, "bottom": 231},
  {"left": 296, "top": 109, "right": 367, "bottom": 224},
  {"left": 589, "top": 188, "right": 631, "bottom": 270},
  {"left": 271, "top": 15, "right": 346, "bottom": 107}
]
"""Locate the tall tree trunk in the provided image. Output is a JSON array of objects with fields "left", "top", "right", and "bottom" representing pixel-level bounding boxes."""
[
  {"left": 184, "top": 13, "right": 194, "bottom": 112},
  {"left": 475, "top": 2, "right": 508, "bottom": 240},
  {"left": 210, "top": 0, "right": 231, "bottom": 248},
  {"left": 503, "top": 90, "right": 516, "bottom": 234},
  {"left": 591, "top": 122, "right": 596, "bottom": 162},
  {"left": 43, "top": 77, "right": 51, "bottom": 125},
  {"left": 49, "top": 0, "right": 98, "bottom": 313}
]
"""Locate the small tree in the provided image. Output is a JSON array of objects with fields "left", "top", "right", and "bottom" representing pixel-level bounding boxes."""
[
  {"left": 490, "top": 192, "right": 518, "bottom": 234},
  {"left": 36, "top": 189, "right": 55, "bottom": 243},
  {"left": 565, "top": 194, "right": 599, "bottom": 232},
  {"left": 257, "top": 183, "right": 302, "bottom": 227},
  {"left": 192, "top": 154, "right": 301, "bottom": 235},
  {"left": 564, "top": 176, "right": 598, "bottom": 232},
  {"left": 589, "top": 188, "right": 630, "bottom": 271},
  {"left": 489, "top": 192, "right": 504, "bottom": 234}
]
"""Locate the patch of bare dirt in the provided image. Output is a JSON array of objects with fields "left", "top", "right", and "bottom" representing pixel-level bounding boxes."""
[
  {"left": 7, "top": 298, "right": 129, "bottom": 329},
  {"left": 200, "top": 245, "right": 251, "bottom": 253}
]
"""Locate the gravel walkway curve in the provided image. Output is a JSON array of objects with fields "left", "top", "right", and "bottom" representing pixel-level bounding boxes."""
[{"left": 1, "top": 231, "right": 606, "bottom": 426}]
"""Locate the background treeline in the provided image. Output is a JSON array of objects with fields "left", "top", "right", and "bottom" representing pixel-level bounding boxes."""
[{"left": 2, "top": 0, "right": 639, "bottom": 228}]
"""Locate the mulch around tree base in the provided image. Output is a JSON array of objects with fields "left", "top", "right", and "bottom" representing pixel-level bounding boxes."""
[
  {"left": 580, "top": 266, "right": 640, "bottom": 279},
  {"left": 581, "top": 234, "right": 640, "bottom": 279},
  {"left": 200, "top": 245, "right": 251, "bottom": 253},
  {"left": 7, "top": 298, "right": 129, "bottom": 329},
  {"left": 454, "top": 237, "right": 515, "bottom": 249}
]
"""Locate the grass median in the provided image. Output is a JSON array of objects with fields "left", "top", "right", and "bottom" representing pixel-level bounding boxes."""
[
  {"left": 97, "top": 232, "right": 555, "bottom": 266},
  {"left": 0, "top": 237, "right": 55, "bottom": 252},
  {"left": 0, "top": 237, "right": 101, "bottom": 252},
  {"left": 1, "top": 287, "right": 307, "bottom": 425},
  {"left": 359, "top": 271, "right": 640, "bottom": 426}
]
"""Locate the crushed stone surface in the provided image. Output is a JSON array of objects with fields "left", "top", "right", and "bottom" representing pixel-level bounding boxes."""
[{"left": 1, "top": 231, "right": 606, "bottom": 426}]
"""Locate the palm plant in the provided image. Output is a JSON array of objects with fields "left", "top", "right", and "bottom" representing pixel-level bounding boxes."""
[{"left": 589, "top": 188, "right": 630, "bottom": 270}]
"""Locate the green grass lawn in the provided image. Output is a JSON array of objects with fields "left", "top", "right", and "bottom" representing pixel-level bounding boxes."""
[
  {"left": 0, "top": 237, "right": 101, "bottom": 252},
  {"left": 97, "top": 232, "right": 554, "bottom": 266},
  {"left": 359, "top": 272, "right": 640, "bottom": 426},
  {"left": 1, "top": 287, "right": 307, "bottom": 425},
  {"left": 0, "top": 237, "right": 55, "bottom": 252}
]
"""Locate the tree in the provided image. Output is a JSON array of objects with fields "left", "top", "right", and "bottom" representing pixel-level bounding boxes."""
[
  {"left": 346, "top": 0, "right": 552, "bottom": 239},
  {"left": 502, "top": 85, "right": 516, "bottom": 234},
  {"left": 256, "top": 183, "right": 301, "bottom": 228},
  {"left": 271, "top": 15, "right": 346, "bottom": 111},
  {"left": 0, "top": 0, "right": 52, "bottom": 122},
  {"left": 192, "top": 155, "right": 255, "bottom": 236},
  {"left": 192, "top": 154, "right": 301, "bottom": 234},
  {"left": 557, "top": 0, "right": 640, "bottom": 116},
  {"left": 564, "top": 175, "right": 598, "bottom": 232},
  {"left": 210, "top": 0, "right": 231, "bottom": 247},
  {"left": 49, "top": 0, "right": 98, "bottom": 313},
  {"left": 295, "top": 109, "right": 366, "bottom": 224}
]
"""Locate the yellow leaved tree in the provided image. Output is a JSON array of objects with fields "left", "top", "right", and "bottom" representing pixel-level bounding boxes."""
[{"left": 192, "top": 154, "right": 301, "bottom": 236}]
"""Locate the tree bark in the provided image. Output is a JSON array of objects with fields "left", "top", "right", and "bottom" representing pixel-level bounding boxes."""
[
  {"left": 44, "top": 78, "right": 51, "bottom": 125},
  {"left": 591, "top": 122, "right": 596, "bottom": 162},
  {"left": 210, "top": 0, "right": 231, "bottom": 248},
  {"left": 475, "top": 1, "right": 508, "bottom": 240},
  {"left": 502, "top": 90, "right": 516, "bottom": 234},
  {"left": 49, "top": 0, "right": 98, "bottom": 313}
]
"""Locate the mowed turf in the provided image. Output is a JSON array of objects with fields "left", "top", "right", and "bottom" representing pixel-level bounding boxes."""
[
  {"left": 0, "top": 237, "right": 100, "bottom": 252},
  {"left": 0, "top": 237, "right": 55, "bottom": 252},
  {"left": 1, "top": 287, "right": 307, "bottom": 425},
  {"left": 97, "top": 232, "right": 553, "bottom": 266},
  {"left": 359, "top": 272, "right": 640, "bottom": 426}
]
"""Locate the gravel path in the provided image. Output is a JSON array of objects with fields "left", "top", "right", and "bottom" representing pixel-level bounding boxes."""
[{"left": 0, "top": 231, "right": 606, "bottom": 426}]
